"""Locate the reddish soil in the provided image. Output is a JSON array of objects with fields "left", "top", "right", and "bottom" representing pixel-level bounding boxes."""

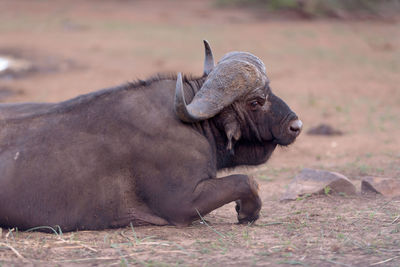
[{"left": 0, "top": 0, "right": 399, "bottom": 266}]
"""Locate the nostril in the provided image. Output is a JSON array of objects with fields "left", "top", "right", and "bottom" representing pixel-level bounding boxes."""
[{"left": 289, "top": 120, "right": 303, "bottom": 135}]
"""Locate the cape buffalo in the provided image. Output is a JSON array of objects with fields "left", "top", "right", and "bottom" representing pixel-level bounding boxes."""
[{"left": 0, "top": 41, "right": 302, "bottom": 231}]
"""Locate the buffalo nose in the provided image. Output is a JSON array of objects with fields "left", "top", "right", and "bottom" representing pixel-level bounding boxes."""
[{"left": 289, "top": 119, "right": 303, "bottom": 136}]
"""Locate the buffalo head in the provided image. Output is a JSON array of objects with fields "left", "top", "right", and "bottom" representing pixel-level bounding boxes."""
[{"left": 175, "top": 41, "right": 302, "bottom": 165}]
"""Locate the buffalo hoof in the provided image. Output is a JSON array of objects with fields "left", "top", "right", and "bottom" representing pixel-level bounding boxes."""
[
  {"left": 235, "top": 199, "right": 260, "bottom": 224},
  {"left": 235, "top": 176, "right": 262, "bottom": 224}
]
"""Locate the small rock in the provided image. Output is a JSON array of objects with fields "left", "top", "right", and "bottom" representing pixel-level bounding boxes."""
[
  {"left": 0, "top": 56, "right": 33, "bottom": 73},
  {"left": 0, "top": 57, "right": 9, "bottom": 72},
  {"left": 361, "top": 176, "right": 400, "bottom": 198},
  {"left": 281, "top": 168, "right": 356, "bottom": 201},
  {"left": 307, "top": 124, "right": 343, "bottom": 136}
]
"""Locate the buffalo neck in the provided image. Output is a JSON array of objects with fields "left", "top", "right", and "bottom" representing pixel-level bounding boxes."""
[
  {"left": 182, "top": 78, "right": 224, "bottom": 169},
  {"left": 183, "top": 80, "right": 235, "bottom": 170}
]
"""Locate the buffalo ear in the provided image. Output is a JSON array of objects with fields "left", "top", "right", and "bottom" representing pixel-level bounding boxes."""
[
  {"left": 216, "top": 106, "right": 242, "bottom": 154},
  {"left": 225, "top": 121, "right": 241, "bottom": 155}
]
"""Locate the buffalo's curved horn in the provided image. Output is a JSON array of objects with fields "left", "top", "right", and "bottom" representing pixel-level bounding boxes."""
[
  {"left": 174, "top": 52, "right": 268, "bottom": 123},
  {"left": 174, "top": 73, "right": 198, "bottom": 123},
  {"left": 203, "top": 40, "right": 214, "bottom": 76}
]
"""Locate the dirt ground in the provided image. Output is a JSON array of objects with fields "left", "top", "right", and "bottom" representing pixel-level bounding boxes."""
[{"left": 0, "top": 0, "right": 399, "bottom": 266}]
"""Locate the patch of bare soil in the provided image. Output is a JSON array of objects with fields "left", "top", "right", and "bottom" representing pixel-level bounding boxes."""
[
  {"left": 0, "top": 0, "right": 399, "bottom": 266},
  {"left": 1, "top": 195, "right": 399, "bottom": 266},
  {"left": 0, "top": 86, "right": 23, "bottom": 100}
]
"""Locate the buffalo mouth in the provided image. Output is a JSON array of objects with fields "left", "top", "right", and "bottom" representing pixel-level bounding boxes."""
[
  {"left": 270, "top": 114, "right": 302, "bottom": 146},
  {"left": 271, "top": 128, "right": 301, "bottom": 146}
]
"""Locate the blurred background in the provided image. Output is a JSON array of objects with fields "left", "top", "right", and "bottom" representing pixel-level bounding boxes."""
[{"left": 0, "top": 0, "right": 399, "bottom": 180}]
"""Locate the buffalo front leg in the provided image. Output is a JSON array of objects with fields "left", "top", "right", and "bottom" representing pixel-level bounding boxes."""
[{"left": 173, "top": 174, "right": 261, "bottom": 225}]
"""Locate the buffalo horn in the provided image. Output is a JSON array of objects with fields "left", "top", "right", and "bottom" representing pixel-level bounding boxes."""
[
  {"left": 174, "top": 51, "right": 267, "bottom": 123},
  {"left": 203, "top": 40, "right": 214, "bottom": 76},
  {"left": 174, "top": 73, "right": 199, "bottom": 123}
]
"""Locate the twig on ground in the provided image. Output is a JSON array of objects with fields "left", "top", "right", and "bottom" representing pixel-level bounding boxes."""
[
  {"left": 0, "top": 242, "right": 26, "bottom": 261},
  {"left": 390, "top": 215, "right": 400, "bottom": 224},
  {"left": 325, "top": 259, "right": 353, "bottom": 267},
  {"left": 261, "top": 222, "right": 284, "bottom": 226},
  {"left": 139, "top": 241, "right": 169, "bottom": 246},
  {"left": 68, "top": 242, "right": 98, "bottom": 252},
  {"left": 54, "top": 239, "right": 98, "bottom": 252},
  {"left": 377, "top": 200, "right": 392, "bottom": 211},
  {"left": 55, "top": 252, "right": 142, "bottom": 263},
  {"left": 268, "top": 245, "right": 284, "bottom": 253},
  {"left": 120, "top": 230, "right": 133, "bottom": 242},
  {"left": 5, "top": 228, "right": 15, "bottom": 240},
  {"left": 55, "top": 256, "right": 119, "bottom": 263},
  {"left": 195, "top": 208, "right": 225, "bottom": 239},
  {"left": 378, "top": 248, "right": 400, "bottom": 253},
  {"left": 152, "top": 250, "right": 189, "bottom": 254},
  {"left": 370, "top": 256, "right": 400, "bottom": 266}
]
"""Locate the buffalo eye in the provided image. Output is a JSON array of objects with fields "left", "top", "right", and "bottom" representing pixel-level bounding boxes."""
[
  {"left": 250, "top": 100, "right": 260, "bottom": 111},
  {"left": 249, "top": 96, "right": 266, "bottom": 111}
]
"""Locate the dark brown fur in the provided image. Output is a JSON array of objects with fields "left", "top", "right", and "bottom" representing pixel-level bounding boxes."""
[{"left": 0, "top": 73, "right": 299, "bottom": 231}]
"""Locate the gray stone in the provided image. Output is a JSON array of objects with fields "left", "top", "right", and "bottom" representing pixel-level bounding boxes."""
[
  {"left": 361, "top": 176, "right": 400, "bottom": 198},
  {"left": 0, "top": 56, "right": 32, "bottom": 73},
  {"left": 307, "top": 123, "right": 343, "bottom": 136},
  {"left": 281, "top": 168, "right": 356, "bottom": 201}
]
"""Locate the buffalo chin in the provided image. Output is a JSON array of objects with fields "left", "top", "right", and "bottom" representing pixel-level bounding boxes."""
[
  {"left": 272, "top": 137, "right": 296, "bottom": 147},
  {"left": 228, "top": 140, "right": 277, "bottom": 167}
]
